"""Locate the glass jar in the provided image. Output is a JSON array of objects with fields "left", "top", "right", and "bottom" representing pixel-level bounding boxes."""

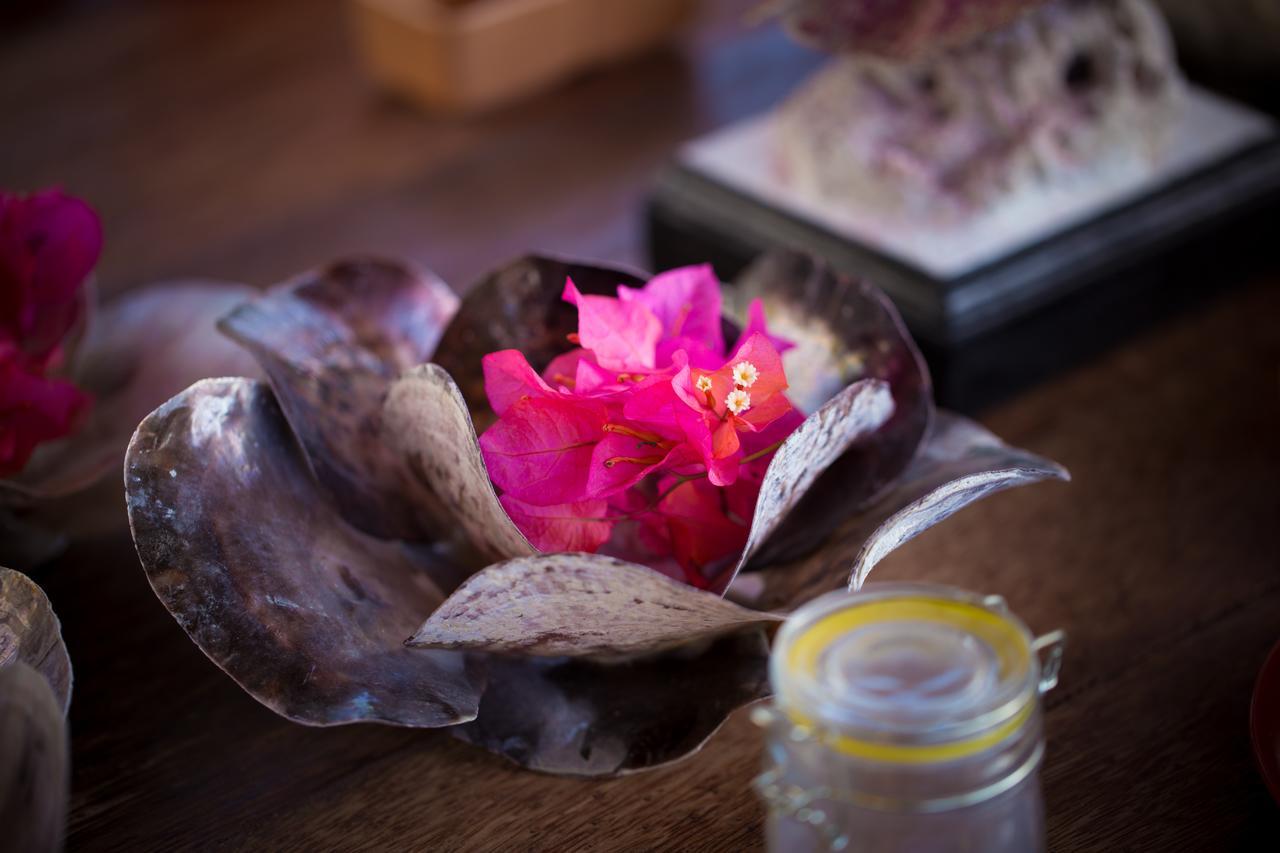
[{"left": 753, "top": 583, "right": 1065, "bottom": 853}]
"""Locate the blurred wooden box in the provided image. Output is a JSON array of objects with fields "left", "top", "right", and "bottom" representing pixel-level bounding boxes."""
[{"left": 350, "top": 0, "right": 695, "bottom": 112}]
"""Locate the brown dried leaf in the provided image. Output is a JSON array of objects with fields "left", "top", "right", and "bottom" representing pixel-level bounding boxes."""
[
  {"left": 1, "top": 281, "right": 261, "bottom": 508},
  {"left": 0, "top": 662, "right": 68, "bottom": 853},
  {"left": 0, "top": 568, "right": 72, "bottom": 714},
  {"left": 714, "top": 376, "right": 896, "bottom": 594},
  {"left": 409, "top": 554, "right": 781, "bottom": 658},
  {"left": 730, "top": 249, "right": 933, "bottom": 565},
  {"left": 452, "top": 630, "right": 772, "bottom": 776},
  {"left": 848, "top": 412, "right": 1071, "bottom": 589},
  {"left": 738, "top": 411, "right": 1069, "bottom": 611},
  {"left": 218, "top": 258, "right": 458, "bottom": 541},
  {"left": 126, "top": 377, "right": 482, "bottom": 727},
  {"left": 432, "top": 255, "right": 645, "bottom": 429},
  {"left": 383, "top": 364, "right": 535, "bottom": 566}
]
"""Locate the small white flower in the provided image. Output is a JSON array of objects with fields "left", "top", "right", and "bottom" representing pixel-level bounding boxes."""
[
  {"left": 732, "top": 360, "right": 759, "bottom": 388},
  {"left": 725, "top": 389, "right": 751, "bottom": 415},
  {"left": 695, "top": 375, "right": 714, "bottom": 393}
]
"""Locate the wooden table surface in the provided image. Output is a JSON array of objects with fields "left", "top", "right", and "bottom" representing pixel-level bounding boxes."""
[{"left": 4, "top": 2, "right": 1279, "bottom": 851}]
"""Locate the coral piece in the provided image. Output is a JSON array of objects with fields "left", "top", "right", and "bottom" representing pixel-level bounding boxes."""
[{"left": 774, "top": 0, "right": 1185, "bottom": 222}]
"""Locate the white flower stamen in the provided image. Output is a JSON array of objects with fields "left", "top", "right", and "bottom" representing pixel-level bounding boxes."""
[
  {"left": 695, "top": 375, "right": 713, "bottom": 393},
  {"left": 725, "top": 389, "right": 751, "bottom": 415},
  {"left": 732, "top": 360, "right": 759, "bottom": 388}
]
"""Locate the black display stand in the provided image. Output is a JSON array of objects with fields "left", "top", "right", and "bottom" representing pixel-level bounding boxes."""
[{"left": 647, "top": 117, "right": 1280, "bottom": 412}]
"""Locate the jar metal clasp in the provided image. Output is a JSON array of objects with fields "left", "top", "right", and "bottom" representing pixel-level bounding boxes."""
[{"left": 1032, "top": 629, "right": 1066, "bottom": 694}]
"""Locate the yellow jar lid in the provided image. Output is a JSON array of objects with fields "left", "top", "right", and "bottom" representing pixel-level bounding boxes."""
[{"left": 772, "top": 584, "right": 1042, "bottom": 765}]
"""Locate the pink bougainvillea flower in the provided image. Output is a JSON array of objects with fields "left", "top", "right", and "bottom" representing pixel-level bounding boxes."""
[
  {"left": 124, "top": 251, "right": 1069, "bottom": 780},
  {"left": 562, "top": 277, "right": 661, "bottom": 372},
  {"left": 0, "top": 353, "right": 91, "bottom": 478},
  {"left": 480, "top": 348, "right": 559, "bottom": 416},
  {"left": 661, "top": 332, "right": 794, "bottom": 487},
  {"left": 479, "top": 394, "right": 610, "bottom": 505},
  {"left": 618, "top": 263, "right": 725, "bottom": 369},
  {"left": 1, "top": 188, "right": 260, "bottom": 567},
  {"left": 0, "top": 189, "right": 101, "bottom": 371},
  {"left": 497, "top": 494, "right": 612, "bottom": 553},
  {"left": 481, "top": 270, "right": 802, "bottom": 574},
  {"left": 0, "top": 189, "right": 99, "bottom": 480},
  {"left": 651, "top": 476, "right": 751, "bottom": 588},
  {"left": 741, "top": 297, "right": 796, "bottom": 356}
]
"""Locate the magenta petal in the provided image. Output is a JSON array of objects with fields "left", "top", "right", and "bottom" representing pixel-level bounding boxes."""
[
  {"left": 672, "top": 406, "right": 740, "bottom": 487},
  {"left": 619, "top": 263, "right": 724, "bottom": 356},
  {"left": 0, "top": 359, "right": 90, "bottom": 478},
  {"left": 623, "top": 371, "right": 686, "bottom": 429},
  {"left": 541, "top": 348, "right": 588, "bottom": 390},
  {"left": 498, "top": 495, "right": 612, "bottom": 552},
  {"left": 739, "top": 298, "right": 796, "bottom": 356},
  {"left": 563, "top": 277, "right": 661, "bottom": 372},
  {"left": 482, "top": 349, "right": 555, "bottom": 417},
  {"left": 479, "top": 396, "right": 606, "bottom": 504},
  {"left": 0, "top": 190, "right": 101, "bottom": 368},
  {"left": 725, "top": 332, "right": 789, "bottom": 401},
  {"left": 658, "top": 478, "right": 751, "bottom": 582},
  {"left": 584, "top": 432, "right": 685, "bottom": 499},
  {"left": 573, "top": 356, "right": 619, "bottom": 394},
  {"left": 656, "top": 336, "right": 723, "bottom": 370}
]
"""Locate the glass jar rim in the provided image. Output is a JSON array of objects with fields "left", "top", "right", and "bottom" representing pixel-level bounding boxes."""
[{"left": 771, "top": 582, "right": 1043, "bottom": 765}]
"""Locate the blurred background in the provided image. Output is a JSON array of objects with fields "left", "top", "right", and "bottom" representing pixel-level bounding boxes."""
[
  {"left": 4, "top": 2, "right": 1279, "bottom": 850},
  {"left": 2, "top": 0, "right": 800, "bottom": 292},
  {"left": 4, "top": 0, "right": 1277, "bottom": 406}
]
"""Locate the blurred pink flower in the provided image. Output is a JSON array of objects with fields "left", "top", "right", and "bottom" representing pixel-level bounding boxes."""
[
  {"left": 0, "top": 189, "right": 101, "bottom": 371},
  {"left": 0, "top": 352, "right": 90, "bottom": 477},
  {"left": 0, "top": 189, "right": 101, "bottom": 476}
]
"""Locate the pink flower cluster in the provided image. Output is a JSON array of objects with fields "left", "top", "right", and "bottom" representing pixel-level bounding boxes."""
[
  {"left": 479, "top": 265, "right": 802, "bottom": 588},
  {"left": 0, "top": 190, "right": 101, "bottom": 477}
]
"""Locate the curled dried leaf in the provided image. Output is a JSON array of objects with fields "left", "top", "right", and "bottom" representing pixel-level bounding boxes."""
[
  {"left": 738, "top": 411, "right": 1070, "bottom": 611},
  {"left": 125, "top": 377, "right": 482, "bottom": 727},
  {"left": 409, "top": 553, "right": 782, "bottom": 658},
  {"left": 730, "top": 249, "right": 933, "bottom": 565},
  {"left": 0, "top": 568, "right": 72, "bottom": 714},
  {"left": 219, "top": 258, "right": 458, "bottom": 541},
  {"left": 715, "top": 376, "right": 896, "bottom": 594},
  {"left": 0, "top": 662, "right": 68, "bottom": 853},
  {"left": 383, "top": 364, "right": 535, "bottom": 566},
  {"left": 848, "top": 412, "right": 1071, "bottom": 589}
]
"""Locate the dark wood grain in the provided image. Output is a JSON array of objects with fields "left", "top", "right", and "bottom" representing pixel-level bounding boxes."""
[{"left": 3, "top": 1, "right": 1279, "bottom": 851}]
